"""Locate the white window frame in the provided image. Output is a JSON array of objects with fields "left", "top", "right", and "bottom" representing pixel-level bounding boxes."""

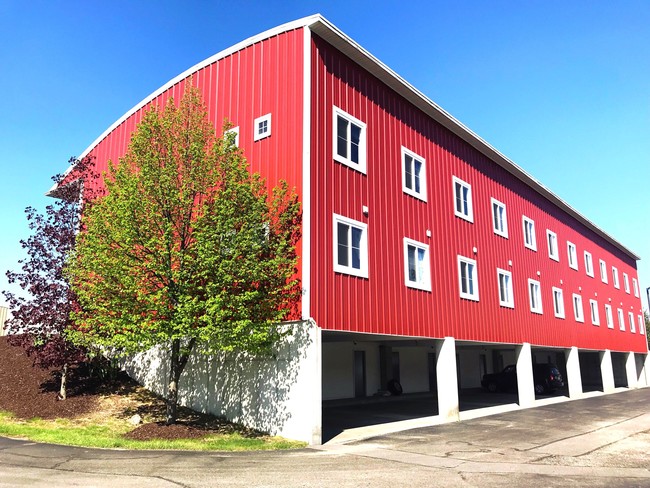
[
  {"left": 599, "top": 259, "right": 608, "bottom": 284},
  {"left": 623, "top": 273, "right": 630, "bottom": 294},
  {"left": 522, "top": 216, "right": 537, "bottom": 251},
  {"left": 567, "top": 242, "right": 578, "bottom": 270},
  {"left": 458, "top": 255, "right": 479, "bottom": 301},
  {"left": 584, "top": 251, "right": 594, "bottom": 277},
  {"left": 401, "top": 147, "right": 427, "bottom": 201},
  {"left": 552, "top": 287, "right": 565, "bottom": 319},
  {"left": 333, "top": 106, "right": 366, "bottom": 173},
  {"left": 497, "top": 268, "right": 514, "bottom": 308},
  {"left": 491, "top": 198, "right": 508, "bottom": 238},
  {"left": 638, "top": 315, "right": 645, "bottom": 335},
  {"left": 453, "top": 176, "right": 473, "bottom": 223},
  {"left": 333, "top": 214, "right": 368, "bottom": 278},
  {"left": 224, "top": 126, "right": 240, "bottom": 147},
  {"left": 253, "top": 113, "right": 272, "bottom": 141},
  {"left": 629, "top": 312, "right": 636, "bottom": 333},
  {"left": 612, "top": 267, "right": 620, "bottom": 289},
  {"left": 573, "top": 294, "right": 584, "bottom": 323},
  {"left": 546, "top": 230, "right": 559, "bottom": 261},
  {"left": 589, "top": 299, "right": 600, "bottom": 326},
  {"left": 605, "top": 304, "right": 614, "bottom": 329},
  {"left": 633, "top": 278, "right": 639, "bottom": 297},
  {"left": 617, "top": 308, "right": 625, "bottom": 331},
  {"left": 528, "top": 279, "right": 543, "bottom": 314},
  {"left": 403, "top": 237, "right": 431, "bottom": 291}
]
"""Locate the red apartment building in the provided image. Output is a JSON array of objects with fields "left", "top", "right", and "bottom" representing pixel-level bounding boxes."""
[{"left": 56, "top": 15, "right": 649, "bottom": 444}]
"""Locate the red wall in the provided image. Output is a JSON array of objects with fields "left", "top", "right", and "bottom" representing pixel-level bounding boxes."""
[{"left": 309, "top": 35, "right": 646, "bottom": 353}]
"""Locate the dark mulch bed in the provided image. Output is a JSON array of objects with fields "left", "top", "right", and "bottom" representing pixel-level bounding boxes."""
[{"left": 0, "top": 336, "right": 262, "bottom": 441}]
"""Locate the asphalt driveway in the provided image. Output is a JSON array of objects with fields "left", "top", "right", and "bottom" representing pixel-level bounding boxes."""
[{"left": 1, "top": 388, "right": 650, "bottom": 487}]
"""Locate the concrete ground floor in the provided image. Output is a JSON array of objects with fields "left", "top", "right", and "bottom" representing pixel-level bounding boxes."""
[{"left": 321, "top": 330, "right": 650, "bottom": 444}]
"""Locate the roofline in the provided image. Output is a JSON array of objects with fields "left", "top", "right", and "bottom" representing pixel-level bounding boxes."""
[{"left": 49, "top": 14, "right": 640, "bottom": 261}]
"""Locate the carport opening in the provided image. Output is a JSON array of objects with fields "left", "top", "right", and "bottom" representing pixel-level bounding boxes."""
[
  {"left": 531, "top": 349, "right": 569, "bottom": 399},
  {"left": 579, "top": 351, "right": 604, "bottom": 392},
  {"left": 611, "top": 352, "right": 629, "bottom": 388}
]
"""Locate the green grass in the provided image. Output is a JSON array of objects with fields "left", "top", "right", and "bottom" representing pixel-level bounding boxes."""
[{"left": 0, "top": 411, "right": 305, "bottom": 451}]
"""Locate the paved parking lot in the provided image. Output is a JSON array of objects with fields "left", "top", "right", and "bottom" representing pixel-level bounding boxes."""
[{"left": 1, "top": 388, "right": 649, "bottom": 487}]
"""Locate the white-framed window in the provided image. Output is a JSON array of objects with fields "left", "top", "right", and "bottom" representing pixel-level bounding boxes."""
[
  {"left": 333, "top": 106, "right": 366, "bottom": 173},
  {"left": 552, "top": 287, "right": 565, "bottom": 319},
  {"left": 623, "top": 273, "right": 630, "bottom": 294},
  {"left": 589, "top": 299, "right": 600, "bottom": 326},
  {"left": 522, "top": 216, "right": 537, "bottom": 251},
  {"left": 584, "top": 251, "right": 594, "bottom": 277},
  {"left": 633, "top": 278, "right": 639, "bottom": 297},
  {"left": 404, "top": 238, "right": 431, "bottom": 291},
  {"left": 497, "top": 268, "right": 514, "bottom": 308},
  {"left": 573, "top": 294, "right": 584, "bottom": 323},
  {"left": 253, "top": 113, "right": 272, "bottom": 141},
  {"left": 547, "top": 230, "right": 559, "bottom": 261},
  {"left": 599, "top": 259, "right": 608, "bottom": 284},
  {"left": 605, "top": 304, "right": 614, "bottom": 329},
  {"left": 453, "top": 176, "right": 473, "bottom": 222},
  {"left": 612, "top": 267, "right": 620, "bottom": 289},
  {"left": 401, "top": 147, "right": 426, "bottom": 201},
  {"left": 458, "top": 255, "right": 479, "bottom": 301},
  {"left": 567, "top": 242, "right": 578, "bottom": 270},
  {"left": 333, "top": 214, "right": 368, "bottom": 278},
  {"left": 224, "top": 126, "right": 240, "bottom": 147},
  {"left": 629, "top": 312, "right": 636, "bottom": 333},
  {"left": 638, "top": 315, "right": 645, "bottom": 335},
  {"left": 491, "top": 198, "right": 508, "bottom": 238},
  {"left": 528, "top": 279, "right": 542, "bottom": 314},
  {"left": 617, "top": 308, "right": 625, "bottom": 331}
]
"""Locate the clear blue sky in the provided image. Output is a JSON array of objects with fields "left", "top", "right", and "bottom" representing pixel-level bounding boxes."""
[{"left": 1, "top": 0, "right": 649, "bottom": 309}]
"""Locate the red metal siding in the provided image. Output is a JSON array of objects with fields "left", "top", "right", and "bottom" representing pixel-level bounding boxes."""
[
  {"left": 309, "top": 35, "right": 646, "bottom": 353},
  {"left": 76, "top": 28, "right": 305, "bottom": 315}
]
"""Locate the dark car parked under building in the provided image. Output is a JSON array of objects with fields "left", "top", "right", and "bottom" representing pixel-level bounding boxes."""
[{"left": 481, "top": 363, "right": 564, "bottom": 394}]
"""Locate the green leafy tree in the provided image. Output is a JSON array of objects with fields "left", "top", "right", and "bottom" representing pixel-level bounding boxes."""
[
  {"left": 68, "top": 87, "right": 301, "bottom": 424},
  {"left": 645, "top": 311, "right": 649, "bottom": 348}
]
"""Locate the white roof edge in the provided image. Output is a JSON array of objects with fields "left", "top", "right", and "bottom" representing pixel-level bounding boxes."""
[{"left": 50, "top": 14, "right": 640, "bottom": 261}]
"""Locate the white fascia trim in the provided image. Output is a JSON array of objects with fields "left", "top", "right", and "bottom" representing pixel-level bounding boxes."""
[{"left": 301, "top": 25, "right": 312, "bottom": 321}]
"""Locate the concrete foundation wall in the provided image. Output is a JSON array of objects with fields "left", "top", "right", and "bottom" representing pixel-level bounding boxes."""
[{"left": 121, "top": 321, "right": 322, "bottom": 445}]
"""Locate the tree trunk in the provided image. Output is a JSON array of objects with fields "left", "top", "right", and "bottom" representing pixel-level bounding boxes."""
[
  {"left": 166, "top": 338, "right": 196, "bottom": 425},
  {"left": 59, "top": 362, "right": 68, "bottom": 400}
]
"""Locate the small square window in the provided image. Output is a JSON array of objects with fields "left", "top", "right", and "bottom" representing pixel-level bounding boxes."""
[
  {"left": 617, "top": 308, "right": 625, "bottom": 331},
  {"left": 453, "top": 177, "right": 473, "bottom": 222},
  {"left": 224, "top": 126, "right": 239, "bottom": 147},
  {"left": 522, "top": 216, "right": 537, "bottom": 251},
  {"left": 458, "top": 255, "right": 479, "bottom": 301},
  {"left": 333, "top": 214, "right": 368, "bottom": 278},
  {"left": 584, "top": 251, "right": 594, "bottom": 277},
  {"left": 599, "top": 259, "right": 608, "bottom": 284},
  {"left": 589, "top": 299, "right": 600, "bottom": 326},
  {"left": 253, "top": 113, "right": 272, "bottom": 141},
  {"left": 401, "top": 147, "right": 426, "bottom": 201},
  {"left": 605, "top": 304, "right": 614, "bottom": 329},
  {"left": 528, "top": 279, "right": 542, "bottom": 314},
  {"left": 573, "top": 294, "right": 584, "bottom": 323},
  {"left": 552, "top": 287, "right": 565, "bottom": 319},
  {"left": 633, "top": 278, "right": 639, "bottom": 297},
  {"left": 547, "top": 230, "right": 559, "bottom": 261},
  {"left": 612, "top": 267, "right": 620, "bottom": 289},
  {"left": 404, "top": 238, "right": 431, "bottom": 291},
  {"left": 333, "top": 106, "right": 366, "bottom": 173},
  {"left": 497, "top": 268, "right": 514, "bottom": 308},
  {"left": 567, "top": 242, "right": 578, "bottom": 270},
  {"left": 623, "top": 273, "right": 630, "bottom": 294},
  {"left": 629, "top": 312, "right": 636, "bottom": 333},
  {"left": 492, "top": 199, "right": 508, "bottom": 238}
]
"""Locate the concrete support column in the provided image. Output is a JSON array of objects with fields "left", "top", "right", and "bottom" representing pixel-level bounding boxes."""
[
  {"left": 515, "top": 342, "right": 535, "bottom": 407},
  {"left": 625, "top": 352, "right": 638, "bottom": 390},
  {"left": 435, "top": 337, "right": 459, "bottom": 422},
  {"left": 566, "top": 346, "right": 583, "bottom": 398},
  {"left": 599, "top": 350, "right": 615, "bottom": 393},
  {"left": 644, "top": 354, "right": 650, "bottom": 388}
]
